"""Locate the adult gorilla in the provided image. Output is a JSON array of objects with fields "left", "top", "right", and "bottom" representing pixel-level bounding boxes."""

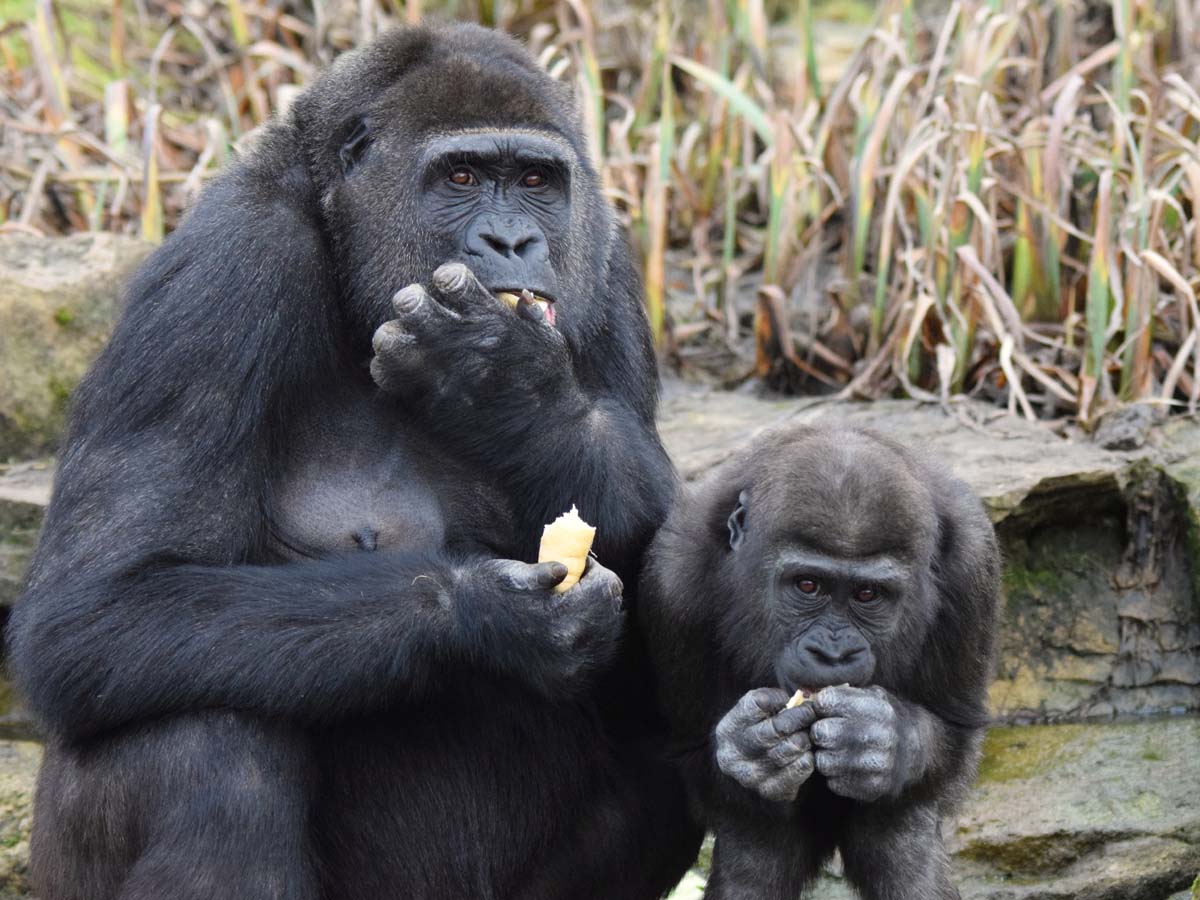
[{"left": 7, "top": 25, "right": 700, "bottom": 900}]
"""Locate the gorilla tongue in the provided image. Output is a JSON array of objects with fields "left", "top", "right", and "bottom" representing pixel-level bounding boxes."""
[{"left": 497, "top": 290, "right": 556, "bottom": 326}]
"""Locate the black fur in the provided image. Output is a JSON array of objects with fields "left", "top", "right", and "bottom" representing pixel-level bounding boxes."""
[
  {"left": 7, "top": 24, "right": 700, "bottom": 900},
  {"left": 642, "top": 425, "right": 1001, "bottom": 900}
]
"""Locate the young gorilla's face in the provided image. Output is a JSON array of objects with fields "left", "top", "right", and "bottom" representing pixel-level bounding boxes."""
[{"left": 723, "top": 430, "right": 940, "bottom": 694}]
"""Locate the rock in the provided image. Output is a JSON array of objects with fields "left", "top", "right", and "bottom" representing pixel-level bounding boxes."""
[
  {"left": 679, "top": 718, "right": 1200, "bottom": 900},
  {"left": 658, "top": 383, "right": 1200, "bottom": 721},
  {"left": 0, "top": 463, "right": 51, "bottom": 610},
  {"left": 1093, "top": 403, "right": 1160, "bottom": 451},
  {"left": 948, "top": 718, "right": 1200, "bottom": 899},
  {"left": 0, "top": 234, "right": 153, "bottom": 461},
  {"left": 0, "top": 741, "right": 38, "bottom": 898}
]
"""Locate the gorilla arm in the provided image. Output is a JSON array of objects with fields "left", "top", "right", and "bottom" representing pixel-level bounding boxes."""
[
  {"left": 371, "top": 255, "right": 674, "bottom": 579},
  {"left": 6, "top": 138, "right": 623, "bottom": 746}
]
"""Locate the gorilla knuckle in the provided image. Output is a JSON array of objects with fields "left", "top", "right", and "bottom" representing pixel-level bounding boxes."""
[
  {"left": 432, "top": 262, "right": 474, "bottom": 293},
  {"left": 392, "top": 284, "right": 429, "bottom": 315},
  {"left": 811, "top": 718, "right": 843, "bottom": 747},
  {"left": 372, "top": 320, "right": 410, "bottom": 354}
]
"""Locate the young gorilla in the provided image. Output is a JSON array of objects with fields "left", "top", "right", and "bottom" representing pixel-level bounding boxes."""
[
  {"left": 7, "top": 24, "right": 700, "bottom": 900},
  {"left": 642, "top": 425, "right": 1001, "bottom": 900}
]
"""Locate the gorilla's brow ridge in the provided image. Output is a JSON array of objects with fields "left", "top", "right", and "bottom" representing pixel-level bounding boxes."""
[{"left": 418, "top": 129, "right": 578, "bottom": 172}]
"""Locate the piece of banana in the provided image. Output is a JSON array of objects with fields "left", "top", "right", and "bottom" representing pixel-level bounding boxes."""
[
  {"left": 537, "top": 505, "right": 596, "bottom": 593},
  {"left": 785, "top": 689, "right": 811, "bottom": 709},
  {"left": 496, "top": 290, "right": 552, "bottom": 319}
]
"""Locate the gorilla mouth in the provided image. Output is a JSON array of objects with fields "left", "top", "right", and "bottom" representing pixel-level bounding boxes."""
[{"left": 496, "top": 289, "right": 556, "bottom": 326}]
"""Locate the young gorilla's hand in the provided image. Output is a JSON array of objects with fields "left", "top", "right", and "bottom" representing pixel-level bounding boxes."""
[
  {"left": 810, "top": 685, "right": 905, "bottom": 802},
  {"left": 458, "top": 557, "right": 625, "bottom": 700},
  {"left": 370, "top": 263, "right": 573, "bottom": 421},
  {"left": 714, "top": 688, "right": 816, "bottom": 803}
]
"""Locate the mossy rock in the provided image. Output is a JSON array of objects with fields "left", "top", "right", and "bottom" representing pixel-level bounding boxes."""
[
  {"left": 0, "top": 234, "right": 153, "bottom": 461},
  {"left": 0, "top": 742, "right": 38, "bottom": 897}
]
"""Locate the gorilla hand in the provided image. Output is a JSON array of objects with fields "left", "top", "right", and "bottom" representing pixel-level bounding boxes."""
[
  {"left": 459, "top": 557, "right": 625, "bottom": 700},
  {"left": 371, "top": 263, "right": 573, "bottom": 421},
  {"left": 810, "top": 685, "right": 913, "bottom": 802},
  {"left": 714, "top": 688, "right": 816, "bottom": 803}
]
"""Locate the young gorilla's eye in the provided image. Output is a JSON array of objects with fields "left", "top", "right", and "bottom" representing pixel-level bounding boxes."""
[
  {"left": 521, "top": 169, "right": 546, "bottom": 188},
  {"left": 795, "top": 577, "right": 819, "bottom": 595},
  {"left": 854, "top": 587, "right": 878, "bottom": 603},
  {"left": 449, "top": 168, "right": 478, "bottom": 187}
]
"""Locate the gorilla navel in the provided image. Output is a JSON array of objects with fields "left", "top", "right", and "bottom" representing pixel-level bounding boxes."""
[{"left": 352, "top": 527, "right": 378, "bottom": 552}]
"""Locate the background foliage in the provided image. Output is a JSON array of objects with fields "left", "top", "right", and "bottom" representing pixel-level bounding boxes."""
[{"left": 2, "top": 0, "right": 1198, "bottom": 423}]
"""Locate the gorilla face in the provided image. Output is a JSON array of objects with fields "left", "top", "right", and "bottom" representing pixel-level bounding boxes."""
[
  {"left": 292, "top": 27, "right": 606, "bottom": 340},
  {"left": 721, "top": 429, "right": 942, "bottom": 696}
]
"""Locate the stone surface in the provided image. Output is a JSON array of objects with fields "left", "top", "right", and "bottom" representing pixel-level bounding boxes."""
[
  {"left": 0, "top": 741, "right": 37, "bottom": 899},
  {"left": 0, "top": 464, "right": 51, "bottom": 610},
  {"left": 0, "top": 234, "right": 152, "bottom": 461},
  {"left": 668, "top": 718, "right": 1200, "bottom": 900}
]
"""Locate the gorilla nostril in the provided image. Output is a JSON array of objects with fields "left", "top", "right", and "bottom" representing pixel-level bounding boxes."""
[{"left": 482, "top": 234, "right": 512, "bottom": 256}]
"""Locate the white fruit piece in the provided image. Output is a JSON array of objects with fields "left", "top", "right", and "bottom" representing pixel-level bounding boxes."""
[
  {"left": 785, "top": 689, "right": 810, "bottom": 709},
  {"left": 537, "top": 505, "right": 596, "bottom": 593}
]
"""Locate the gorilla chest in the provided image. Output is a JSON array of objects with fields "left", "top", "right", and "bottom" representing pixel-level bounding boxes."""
[
  {"left": 270, "top": 398, "right": 514, "bottom": 558},
  {"left": 273, "top": 454, "right": 446, "bottom": 556}
]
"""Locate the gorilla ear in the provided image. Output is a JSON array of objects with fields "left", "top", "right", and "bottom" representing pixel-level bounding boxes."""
[
  {"left": 727, "top": 491, "right": 750, "bottom": 551},
  {"left": 338, "top": 119, "right": 373, "bottom": 175}
]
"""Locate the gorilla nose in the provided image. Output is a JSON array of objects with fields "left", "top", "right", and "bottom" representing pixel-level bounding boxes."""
[
  {"left": 804, "top": 633, "right": 868, "bottom": 668},
  {"left": 469, "top": 216, "right": 548, "bottom": 263}
]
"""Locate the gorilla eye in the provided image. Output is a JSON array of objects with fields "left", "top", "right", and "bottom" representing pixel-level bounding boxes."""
[
  {"left": 449, "top": 168, "right": 478, "bottom": 187},
  {"left": 521, "top": 169, "right": 546, "bottom": 188},
  {"left": 795, "top": 577, "right": 819, "bottom": 595},
  {"left": 854, "top": 587, "right": 879, "bottom": 603}
]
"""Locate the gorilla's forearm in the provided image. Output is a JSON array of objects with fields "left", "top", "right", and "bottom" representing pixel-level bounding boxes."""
[
  {"left": 505, "top": 394, "right": 674, "bottom": 566},
  {"left": 8, "top": 553, "right": 588, "bottom": 742},
  {"left": 890, "top": 695, "right": 982, "bottom": 803}
]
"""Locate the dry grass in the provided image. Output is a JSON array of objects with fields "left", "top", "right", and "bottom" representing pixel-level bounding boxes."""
[{"left": 2, "top": 0, "right": 1199, "bottom": 423}]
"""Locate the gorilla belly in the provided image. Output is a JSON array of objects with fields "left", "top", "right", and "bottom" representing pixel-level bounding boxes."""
[{"left": 312, "top": 689, "right": 648, "bottom": 900}]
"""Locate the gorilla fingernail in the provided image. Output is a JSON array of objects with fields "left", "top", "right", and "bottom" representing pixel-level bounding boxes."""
[{"left": 393, "top": 286, "right": 426, "bottom": 314}]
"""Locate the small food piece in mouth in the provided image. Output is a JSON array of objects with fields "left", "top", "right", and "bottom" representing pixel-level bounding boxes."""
[
  {"left": 785, "top": 682, "right": 851, "bottom": 709},
  {"left": 785, "top": 689, "right": 812, "bottom": 709},
  {"left": 496, "top": 290, "right": 556, "bottom": 326},
  {"left": 537, "top": 505, "right": 596, "bottom": 593}
]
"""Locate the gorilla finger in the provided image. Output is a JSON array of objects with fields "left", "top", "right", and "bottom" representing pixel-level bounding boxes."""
[
  {"left": 764, "top": 735, "right": 806, "bottom": 767},
  {"left": 761, "top": 755, "right": 814, "bottom": 801},
  {"left": 828, "top": 775, "right": 886, "bottom": 803},
  {"left": 431, "top": 263, "right": 497, "bottom": 314},
  {"left": 746, "top": 687, "right": 793, "bottom": 719},
  {"left": 813, "top": 685, "right": 892, "bottom": 721},
  {"left": 516, "top": 293, "right": 546, "bottom": 324},
  {"left": 814, "top": 749, "right": 848, "bottom": 778},
  {"left": 810, "top": 716, "right": 848, "bottom": 749},
  {"left": 746, "top": 716, "right": 793, "bottom": 749},
  {"left": 391, "top": 284, "right": 462, "bottom": 335},
  {"left": 496, "top": 560, "right": 568, "bottom": 592},
  {"left": 756, "top": 773, "right": 804, "bottom": 804},
  {"left": 578, "top": 558, "right": 623, "bottom": 598},
  {"left": 372, "top": 320, "right": 416, "bottom": 356},
  {"left": 772, "top": 704, "right": 817, "bottom": 734},
  {"left": 715, "top": 745, "right": 758, "bottom": 783},
  {"left": 370, "top": 353, "right": 429, "bottom": 396}
]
